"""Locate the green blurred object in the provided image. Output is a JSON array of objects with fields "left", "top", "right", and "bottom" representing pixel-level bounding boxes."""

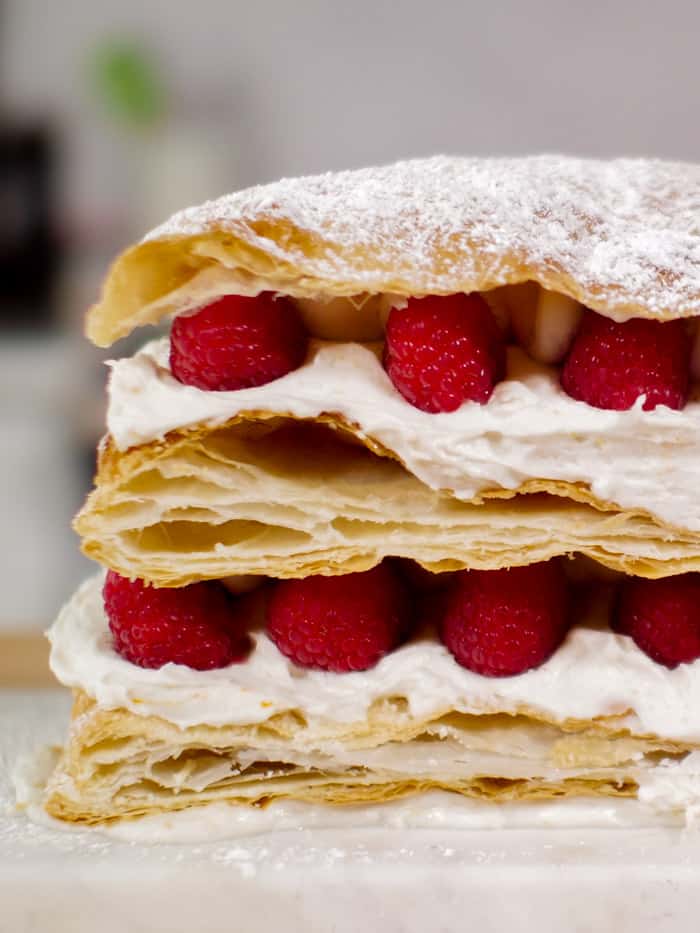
[{"left": 90, "top": 41, "right": 166, "bottom": 128}]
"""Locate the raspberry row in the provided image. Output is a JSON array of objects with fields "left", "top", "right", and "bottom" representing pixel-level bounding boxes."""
[
  {"left": 103, "top": 562, "right": 700, "bottom": 676},
  {"left": 169, "top": 292, "right": 695, "bottom": 414}
]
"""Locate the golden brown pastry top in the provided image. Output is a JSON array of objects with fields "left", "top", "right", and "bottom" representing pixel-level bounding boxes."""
[{"left": 86, "top": 155, "right": 700, "bottom": 347}]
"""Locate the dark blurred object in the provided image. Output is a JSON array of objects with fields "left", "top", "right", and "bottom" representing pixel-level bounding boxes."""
[{"left": 0, "top": 122, "right": 60, "bottom": 327}]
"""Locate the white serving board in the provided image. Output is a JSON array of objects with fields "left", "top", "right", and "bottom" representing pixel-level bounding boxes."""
[{"left": 2, "top": 688, "right": 700, "bottom": 933}]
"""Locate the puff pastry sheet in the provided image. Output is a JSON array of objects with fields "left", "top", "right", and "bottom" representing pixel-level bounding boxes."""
[
  {"left": 75, "top": 418, "right": 700, "bottom": 587},
  {"left": 85, "top": 156, "right": 700, "bottom": 347},
  {"left": 45, "top": 689, "right": 691, "bottom": 824}
]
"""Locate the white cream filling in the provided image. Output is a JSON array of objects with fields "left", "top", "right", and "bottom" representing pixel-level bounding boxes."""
[
  {"left": 49, "top": 575, "right": 700, "bottom": 742},
  {"left": 107, "top": 339, "right": 700, "bottom": 530},
  {"left": 636, "top": 751, "right": 700, "bottom": 825}
]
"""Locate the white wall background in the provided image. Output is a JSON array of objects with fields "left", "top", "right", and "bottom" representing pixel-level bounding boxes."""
[{"left": 3, "top": 0, "right": 700, "bottom": 230}]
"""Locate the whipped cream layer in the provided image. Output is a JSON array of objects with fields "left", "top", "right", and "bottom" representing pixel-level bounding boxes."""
[
  {"left": 637, "top": 752, "right": 700, "bottom": 823},
  {"left": 49, "top": 575, "right": 700, "bottom": 742},
  {"left": 107, "top": 338, "right": 700, "bottom": 530}
]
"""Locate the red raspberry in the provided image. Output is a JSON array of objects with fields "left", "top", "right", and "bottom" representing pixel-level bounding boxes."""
[
  {"left": 383, "top": 294, "right": 506, "bottom": 412},
  {"left": 560, "top": 311, "right": 690, "bottom": 411},
  {"left": 170, "top": 293, "right": 308, "bottom": 391},
  {"left": 104, "top": 571, "right": 250, "bottom": 670},
  {"left": 613, "top": 574, "right": 700, "bottom": 668},
  {"left": 266, "top": 563, "right": 410, "bottom": 672},
  {"left": 440, "top": 562, "right": 570, "bottom": 677}
]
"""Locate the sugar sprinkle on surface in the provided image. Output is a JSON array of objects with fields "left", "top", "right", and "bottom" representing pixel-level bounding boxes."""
[{"left": 145, "top": 155, "right": 700, "bottom": 316}]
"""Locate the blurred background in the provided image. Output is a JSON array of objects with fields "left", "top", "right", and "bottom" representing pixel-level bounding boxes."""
[{"left": 1, "top": 0, "right": 699, "bottom": 678}]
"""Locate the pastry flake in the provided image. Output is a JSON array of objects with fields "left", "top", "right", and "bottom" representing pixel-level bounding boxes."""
[
  {"left": 42, "top": 155, "right": 700, "bottom": 829},
  {"left": 86, "top": 156, "right": 700, "bottom": 347}
]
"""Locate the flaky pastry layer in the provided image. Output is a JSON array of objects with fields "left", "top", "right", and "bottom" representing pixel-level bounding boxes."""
[
  {"left": 45, "top": 689, "right": 690, "bottom": 824},
  {"left": 86, "top": 156, "right": 700, "bottom": 346},
  {"left": 75, "top": 419, "right": 700, "bottom": 587}
]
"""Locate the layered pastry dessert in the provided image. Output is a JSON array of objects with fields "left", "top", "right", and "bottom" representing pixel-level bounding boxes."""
[{"left": 44, "top": 155, "right": 700, "bottom": 827}]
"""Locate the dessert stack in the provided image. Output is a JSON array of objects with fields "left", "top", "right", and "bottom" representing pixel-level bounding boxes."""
[{"left": 44, "top": 156, "right": 700, "bottom": 826}]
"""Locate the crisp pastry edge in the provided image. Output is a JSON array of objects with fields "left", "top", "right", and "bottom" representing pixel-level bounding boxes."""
[
  {"left": 72, "top": 415, "right": 700, "bottom": 586},
  {"left": 86, "top": 229, "right": 700, "bottom": 348},
  {"left": 43, "top": 689, "right": 690, "bottom": 825}
]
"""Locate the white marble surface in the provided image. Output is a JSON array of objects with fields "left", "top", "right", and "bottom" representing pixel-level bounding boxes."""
[{"left": 4, "top": 688, "right": 700, "bottom": 933}]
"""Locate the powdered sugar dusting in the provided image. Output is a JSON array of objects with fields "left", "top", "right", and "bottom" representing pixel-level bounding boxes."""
[{"left": 144, "top": 156, "right": 700, "bottom": 317}]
